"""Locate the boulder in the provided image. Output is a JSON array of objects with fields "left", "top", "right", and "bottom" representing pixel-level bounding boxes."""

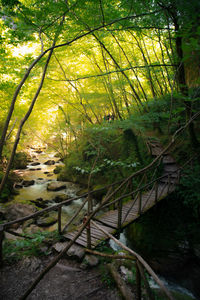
[
  {"left": 36, "top": 214, "right": 57, "bottom": 227},
  {"left": 30, "top": 162, "right": 40, "bottom": 166},
  {"left": 22, "top": 180, "right": 35, "bottom": 187},
  {"left": 53, "top": 242, "right": 85, "bottom": 260},
  {"left": 44, "top": 160, "right": 55, "bottom": 165},
  {"left": 30, "top": 198, "right": 49, "bottom": 209},
  {"left": 54, "top": 194, "right": 70, "bottom": 203},
  {"left": 5, "top": 203, "right": 37, "bottom": 221},
  {"left": 14, "top": 183, "right": 23, "bottom": 189},
  {"left": 83, "top": 254, "right": 99, "bottom": 267},
  {"left": 47, "top": 182, "right": 66, "bottom": 191},
  {"left": 53, "top": 166, "right": 62, "bottom": 174}
]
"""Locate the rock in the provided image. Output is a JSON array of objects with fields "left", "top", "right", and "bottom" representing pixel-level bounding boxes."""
[
  {"left": 83, "top": 255, "right": 99, "bottom": 267},
  {"left": 20, "top": 257, "right": 42, "bottom": 272},
  {"left": 120, "top": 266, "right": 133, "bottom": 281},
  {"left": 47, "top": 182, "right": 66, "bottom": 191},
  {"left": 53, "top": 166, "right": 62, "bottom": 174},
  {"left": 14, "top": 183, "right": 23, "bottom": 189},
  {"left": 5, "top": 203, "right": 37, "bottom": 221},
  {"left": 30, "top": 198, "right": 49, "bottom": 209},
  {"left": 22, "top": 180, "right": 35, "bottom": 187},
  {"left": 44, "top": 160, "right": 55, "bottom": 165},
  {"left": 30, "top": 162, "right": 40, "bottom": 166},
  {"left": 36, "top": 214, "right": 57, "bottom": 227},
  {"left": 47, "top": 174, "right": 53, "bottom": 177},
  {"left": 54, "top": 194, "right": 69, "bottom": 203},
  {"left": 44, "top": 171, "right": 49, "bottom": 174},
  {"left": 53, "top": 242, "right": 85, "bottom": 260}
]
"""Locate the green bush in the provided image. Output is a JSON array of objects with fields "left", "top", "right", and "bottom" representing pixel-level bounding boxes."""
[{"left": 12, "top": 152, "right": 28, "bottom": 169}]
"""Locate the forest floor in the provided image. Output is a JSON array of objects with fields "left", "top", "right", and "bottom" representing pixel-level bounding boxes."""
[{"left": 0, "top": 255, "right": 121, "bottom": 300}]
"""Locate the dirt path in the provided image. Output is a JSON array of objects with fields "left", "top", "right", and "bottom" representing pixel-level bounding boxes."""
[{"left": 0, "top": 256, "right": 121, "bottom": 300}]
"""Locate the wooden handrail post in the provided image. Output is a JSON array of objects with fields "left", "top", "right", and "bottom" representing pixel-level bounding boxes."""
[
  {"left": 138, "top": 191, "right": 142, "bottom": 215},
  {"left": 118, "top": 198, "right": 122, "bottom": 231},
  {"left": 135, "top": 259, "right": 141, "bottom": 300},
  {"left": 137, "top": 260, "right": 155, "bottom": 300},
  {"left": 0, "top": 225, "right": 4, "bottom": 268},
  {"left": 58, "top": 207, "right": 62, "bottom": 235},
  {"left": 87, "top": 190, "right": 92, "bottom": 249}
]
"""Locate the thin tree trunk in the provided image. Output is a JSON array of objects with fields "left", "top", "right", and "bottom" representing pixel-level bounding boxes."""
[{"left": 0, "top": 42, "right": 55, "bottom": 196}]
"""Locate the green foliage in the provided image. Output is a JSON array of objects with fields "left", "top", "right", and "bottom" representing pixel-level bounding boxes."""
[
  {"left": 3, "top": 230, "right": 60, "bottom": 263},
  {"left": 12, "top": 151, "right": 28, "bottom": 169}
]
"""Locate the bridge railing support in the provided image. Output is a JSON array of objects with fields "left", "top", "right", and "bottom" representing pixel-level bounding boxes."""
[
  {"left": 138, "top": 190, "right": 142, "bottom": 215},
  {"left": 87, "top": 191, "right": 92, "bottom": 249},
  {"left": 117, "top": 199, "right": 122, "bottom": 231}
]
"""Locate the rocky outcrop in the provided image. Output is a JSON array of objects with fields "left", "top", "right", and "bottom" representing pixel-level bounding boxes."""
[
  {"left": 5, "top": 203, "right": 37, "bottom": 221},
  {"left": 53, "top": 242, "right": 85, "bottom": 260},
  {"left": 47, "top": 182, "right": 66, "bottom": 191},
  {"left": 30, "top": 162, "right": 40, "bottom": 166},
  {"left": 30, "top": 198, "right": 50, "bottom": 209},
  {"left": 44, "top": 160, "right": 55, "bottom": 165},
  {"left": 53, "top": 194, "right": 69, "bottom": 203},
  {"left": 36, "top": 214, "right": 57, "bottom": 227},
  {"left": 22, "top": 180, "right": 35, "bottom": 187}
]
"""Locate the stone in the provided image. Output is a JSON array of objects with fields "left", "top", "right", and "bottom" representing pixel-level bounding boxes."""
[
  {"left": 14, "top": 183, "right": 23, "bottom": 189},
  {"left": 22, "top": 180, "right": 35, "bottom": 187},
  {"left": 47, "top": 182, "right": 66, "bottom": 191},
  {"left": 54, "top": 194, "right": 69, "bottom": 203},
  {"left": 5, "top": 203, "right": 37, "bottom": 221},
  {"left": 120, "top": 266, "right": 133, "bottom": 281},
  {"left": 44, "top": 160, "right": 55, "bottom": 165},
  {"left": 30, "top": 162, "right": 40, "bottom": 166},
  {"left": 53, "top": 242, "right": 85, "bottom": 260},
  {"left": 36, "top": 214, "right": 57, "bottom": 227},
  {"left": 30, "top": 198, "right": 49, "bottom": 209},
  {"left": 53, "top": 166, "right": 62, "bottom": 174},
  {"left": 20, "top": 257, "right": 42, "bottom": 272},
  {"left": 84, "top": 255, "right": 99, "bottom": 267}
]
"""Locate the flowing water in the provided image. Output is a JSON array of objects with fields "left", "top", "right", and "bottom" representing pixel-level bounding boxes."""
[{"left": 12, "top": 148, "right": 87, "bottom": 231}]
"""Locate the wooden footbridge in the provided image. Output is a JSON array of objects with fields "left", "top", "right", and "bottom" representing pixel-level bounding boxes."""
[
  {"left": 0, "top": 140, "right": 181, "bottom": 256},
  {"left": 63, "top": 140, "right": 180, "bottom": 248}
]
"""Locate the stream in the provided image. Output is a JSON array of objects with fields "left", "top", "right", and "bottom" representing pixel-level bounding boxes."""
[{"left": 11, "top": 147, "right": 87, "bottom": 232}]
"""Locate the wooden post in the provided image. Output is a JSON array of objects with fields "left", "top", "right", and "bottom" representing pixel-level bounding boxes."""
[
  {"left": 118, "top": 198, "right": 122, "bottom": 231},
  {"left": 155, "top": 181, "right": 158, "bottom": 204},
  {"left": 0, "top": 225, "right": 4, "bottom": 268},
  {"left": 58, "top": 207, "right": 62, "bottom": 235},
  {"left": 138, "top": 191, "right": 142, "bottom": 215},
  {"left": 137, "top": 260, "right": 155, "bottom": 300},
  {"left": 87, "top": 191, "right": 92, "bottom": 249},
  {"left": 135, "top": 259, "right": 141, "bottom": 300}
]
